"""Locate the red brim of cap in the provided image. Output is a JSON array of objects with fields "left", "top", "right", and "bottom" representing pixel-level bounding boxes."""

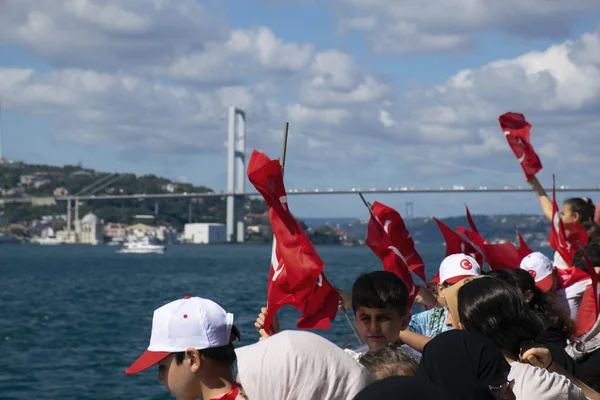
[
  {"left": 444, "top": 274, "right": 475, "bottom": 285},
  {"left": 125, "top": 350, "right": 170, "bottom": 375},
  {"left": 535, "top": 274, "right": 554, "bottom": 292}
]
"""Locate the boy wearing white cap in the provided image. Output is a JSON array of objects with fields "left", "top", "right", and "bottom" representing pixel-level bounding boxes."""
[
  {"left": 406, "top": 253, "right": 482, "bottom": 339},
  {"left": 126, "top": 296, "right": 246, "bottom": 400}
]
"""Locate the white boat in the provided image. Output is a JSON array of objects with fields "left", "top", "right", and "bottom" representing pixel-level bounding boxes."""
[
  {"left": 118, "top": 236, "right": 165, "bottom": 254},
  {"left": 34, "top": 227, "right": 63, "bottom": 245},
  {"left": 37, "top": 237, "right": 63, "bottom": 245}
]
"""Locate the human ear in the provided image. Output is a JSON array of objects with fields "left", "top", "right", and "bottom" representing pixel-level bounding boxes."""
[
  {"left": 400, "top": 312, "right": 411, "bottom": 331},
  {"left": 186, "top": 348, "right": 201, "bottom": 372}
]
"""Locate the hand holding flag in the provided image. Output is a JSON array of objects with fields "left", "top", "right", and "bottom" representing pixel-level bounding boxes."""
[{"left": 498, "top": 112, "right": 542, "bottom": 180}]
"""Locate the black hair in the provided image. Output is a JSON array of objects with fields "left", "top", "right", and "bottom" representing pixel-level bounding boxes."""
[
  {"left": 174, "top": 325, "right": 241, "bottom": 365},
  {"left": 573, "top": 243, "right": 600, "bottom": 273},
  {"left": 458, "top": 277, "right": 541, "bottom": 357},
  {"left": 352, "top": 271, "right": 409, "bottom": 316},
  {"left": 486, "top": 269, "right": 574, "bottom": 340},
  {"left": 564, "top": 197, "right": 596, "bottom": 231},
  {"left": 587, "top": 224, "right": 600, "bottom": 244}
]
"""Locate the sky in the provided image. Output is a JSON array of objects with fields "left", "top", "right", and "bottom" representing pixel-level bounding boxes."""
[{"left": 1, "top": 0, "right": 600, "bottom": 219}]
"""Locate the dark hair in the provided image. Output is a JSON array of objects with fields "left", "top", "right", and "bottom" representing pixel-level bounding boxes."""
[
  {"left": 564, "top": 197, "right": 596, "bottom": 231},
  {"left": 352, "top": 271, "right": 409, "bottom": 316},
  {"left": 359, "top": 344, "right": 418, "bottom": 380},
  {"left": 486, "top": 269, "right": 574, "bottom": 340},
  {"left": 174, "top": 325, "right": 241, "bottom": 365},
  {"left": 573, "top": 243, "right": 600, "bottom": 273},
  {"left": 587, "top": 224, "right": 600, "bottom": 244},
  {"left": 458, "top": 277, "right": 541, "bottom": 357}
]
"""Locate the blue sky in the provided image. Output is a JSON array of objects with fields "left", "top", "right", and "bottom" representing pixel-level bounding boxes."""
[{"left": 1, "top": 0, "right": 599, "bottom": 219}]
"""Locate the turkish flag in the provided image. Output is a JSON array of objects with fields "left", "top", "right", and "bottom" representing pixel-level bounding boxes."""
[
  {"left": 370, "top": 201, "right": 426, "bottom": 283},
  {"left": 516, "top": 230, "right": 534, "bottom": 261},
  {"left": 573, "top": 248, "right": 599, "bottom": 336},
  {"left": 458, "top": 206, "right": 520, "bottom": 270},
  {"left": 247, "top": 150, "right": 337, "bottom": 333},
  {"left": 498, "top": 112, "right": 542, "bottom": 180},
  {"left": 431, "top": 217, "right": 484, "bottom": 282},
  {"left": 366, "top": 214, "right": 418, "bottom": 309},
  {"left": 296, "top": 274, "right": 340, "bottom": 330},
  {"left": 548, "top": 176, "right": 588, "bottom": 266}
]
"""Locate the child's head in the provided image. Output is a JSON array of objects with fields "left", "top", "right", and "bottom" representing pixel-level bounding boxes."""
[
  {"left": 352, "top": 271, "right": 411, "bottom": 350},
  {"left": 126, "top": 296, "right": 239, "bottom": 399},
  {"left": 359, "top": 345, "right": 418, "bottom": 380},
  {"left": 436, "top": 254, "right": 482, "bottom": 309}
]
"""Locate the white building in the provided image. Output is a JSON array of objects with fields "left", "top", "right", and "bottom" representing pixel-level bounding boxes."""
[
  {"left": 76, "top": 212, "right": 103, "bottom": 244},
  {"left": 184, "top": 223, "right": 226, "bottom": 244}
]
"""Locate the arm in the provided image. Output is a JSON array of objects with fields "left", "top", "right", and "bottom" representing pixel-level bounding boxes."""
[
  {"left": 522, "top": 348, "right": 600, "bottom": 399},
  {"left": 528, "top": 176, "right": 553, "bottom": 221},
  {"left": 398, "top": 330, "right": 432, "bottom": 353},
  {"left": 415, "top": 286, "right": 442, "bottom": 308},
  {"left": 547, "top": 361, "right": 600, "bottom": 399}
]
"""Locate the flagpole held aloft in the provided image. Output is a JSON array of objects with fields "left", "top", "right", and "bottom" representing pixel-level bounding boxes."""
[{"left": 280, "top": 122, "right": 289, "bottom": 174}]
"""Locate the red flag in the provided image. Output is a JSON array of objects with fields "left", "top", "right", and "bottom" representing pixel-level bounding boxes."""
[
  {"left": 457, "top": 207, "right": 520, "bottom": 270},
  {"left": 431, "top": 218, "right": 484, "bottom": 282},
  {"left": 556, "top": 266, "right": 594, "bottom": 336},
  {"left": 465, "top": 205, "right": 479, "bottom": 234},
  {"left": 366, "top": 215, "right": 418, "bottom": 308},
  {"left": 247, "top": 150, "right": 337, "bottom": 333},
  {"left": 458, "top": 227, "right": 520, "bottom": 270},
  {"left": 516, "top": 230, "right": 534, "bottom": 261},
  {"left": 574, "top": 247, "right": 599, "bottom": 336},
  {"left": 296, "top": 274, "right": 340, "bottom": 330},
  {"left": 498, "top": 112, "right": 542, "bottom": 180},
  {"left": 548, "top": 176, "right": 588, "bottom": 266},
  {"left": 370, "top": 201, "right": 426, "bottom": 283}
]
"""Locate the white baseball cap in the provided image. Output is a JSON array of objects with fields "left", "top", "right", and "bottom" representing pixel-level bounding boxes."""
[
  {"left": 439, "top": 254, "right": 482, "bottom": 284},
  {"left": 126, "top": 296, "right": 234, "bottom": 374},
  {"left": 520, "top": 252, "right": 554, "bottom": 292}
]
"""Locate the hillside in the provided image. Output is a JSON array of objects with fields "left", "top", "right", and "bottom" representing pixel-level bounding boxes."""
[
  {"left": 306, "top": 214, "right": 551, "bottom": 246},
  {"left": 0, "top": 161, "right": 267, "bottom": 231}
]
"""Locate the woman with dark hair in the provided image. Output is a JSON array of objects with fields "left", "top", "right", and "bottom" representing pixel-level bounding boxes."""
[
  {"left": 527, "top": 176, "right": 597, "bottom": 268},
  {"left": 486, "top": 269, "right": 578, "bottom": 376},
  {"left": 416, "top": 330, "right": 514, "bottom": 400},
  {"left": 486, "top": 269, "right": 574, "bottom": 344},
  {"left": 456, "top": 277, "right": 597, "bottom": 399}
]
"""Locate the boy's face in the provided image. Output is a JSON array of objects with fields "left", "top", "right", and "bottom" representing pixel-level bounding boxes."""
[
  {"left": 354, "top": 305, "right": 410, "bottom": 351},
  {"left": 441, "top": 275, "right": 485, "bottom": 328},
  {"left": 157, "top": 353, "right": 198, "bottom": 400}
]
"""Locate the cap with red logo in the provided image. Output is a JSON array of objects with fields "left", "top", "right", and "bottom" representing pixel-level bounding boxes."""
[
  {"left": 125, "top": 296, "right": 234, "bottom": 375},
  {"left": 520, "top": 252, "right": 554, "bottom": 292},
  {"left": 439, "top": 254, "right": 482, "bottom": 285}
]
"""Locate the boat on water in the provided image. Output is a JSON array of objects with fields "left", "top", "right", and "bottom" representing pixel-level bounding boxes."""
[
  {"left": 33, "top": 227, "right": 63, "bottom": 245},
  {"left": 118, "top": 236, "right": 165, "bottom": 254}
]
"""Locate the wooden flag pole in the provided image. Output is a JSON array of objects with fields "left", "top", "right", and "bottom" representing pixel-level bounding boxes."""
[{"left": 343, "top": 309, "right": 362, "bottom": 345}]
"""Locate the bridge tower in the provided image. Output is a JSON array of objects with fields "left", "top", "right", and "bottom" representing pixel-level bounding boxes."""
[{"left": 226, "top": 106, "right": 246, "bottom": 243}]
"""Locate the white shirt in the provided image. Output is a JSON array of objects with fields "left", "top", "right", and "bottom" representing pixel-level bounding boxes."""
[
  {"left": 344, "top": 343, "right": 422, "bottom": 362},
  {"left": 554, "top": 251, "right": 570, "bottom": 270},
  {"left": 556, "top": 278, "right": 591, "bottom": 320},
  {"left": 508, "top": 362, "right": 587, "bottom": 400}
]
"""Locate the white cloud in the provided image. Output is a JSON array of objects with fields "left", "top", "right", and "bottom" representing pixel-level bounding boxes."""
[
  {"left": 0, "top": 0, "right": 226, "bottom": 70},
  {"left": 332, "top": 0, "right": 600, "bottom": 54},
  {"left": 0, "top": 1, "right": 599, "bottom": 195},
  {"left": 375, "top": 25, "right": 600, "bottom": 186}
]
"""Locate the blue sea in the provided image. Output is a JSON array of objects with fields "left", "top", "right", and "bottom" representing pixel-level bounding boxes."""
[{"left": 0, "top": 244, "right": 552, "bottom": 399}]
